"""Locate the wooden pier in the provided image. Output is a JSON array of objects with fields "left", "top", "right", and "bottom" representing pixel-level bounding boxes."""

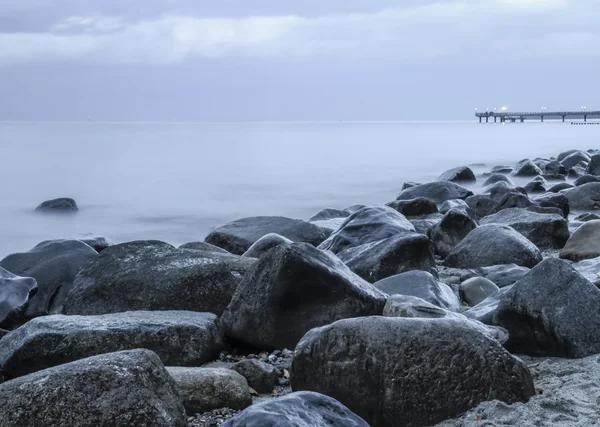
[{"left": 476, "top": 111, "right": 600, "bottom": 123}]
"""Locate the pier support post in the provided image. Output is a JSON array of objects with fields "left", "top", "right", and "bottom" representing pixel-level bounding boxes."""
[
  {"left": 479, "top": 117, "right": 482, "bottom": 123},
  {"left": 486, "top": 117, "right": 489, "bottom": 123},
  {"left": 585, "top": 115, "right": 587, "bottom": 122},
  {"left": 541, "top": 116, "right": 544, "bottom": 122},
  {"left": 520, "top": 117, "right": 524, "bottom": 122},
  {"left": 562, "top": 116, "right": 565, "bottom": 122},
  {"left": 494, "top": 117, "right": 497, "bottom": 123}
]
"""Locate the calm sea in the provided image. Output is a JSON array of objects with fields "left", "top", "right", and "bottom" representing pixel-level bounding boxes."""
[{"left": 0, "top": 120, "right": 597, "bottom": 258}]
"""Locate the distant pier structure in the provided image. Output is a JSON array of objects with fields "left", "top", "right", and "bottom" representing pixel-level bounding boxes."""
[{"left": 476, "top": 110, "right": 600, "bottom": 123}]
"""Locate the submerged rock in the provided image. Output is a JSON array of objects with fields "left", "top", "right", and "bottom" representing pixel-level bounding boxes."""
[
  {"left": 291, "top": 316, "right": 534, "bottom": 427},
  {"left": 386, "top": 198, "right": 438, "bottom": 217},
  {"left": 0, "top": 268, "right": 37, "bottom": 329},
  {"left": 396, "top": 181, "right": 473, "bottom": 205},
  {"left": 513, "top": 160, "right": 542, "bottom": 177},
  {"left": 483, "top": 173, "right": 513, "bottom": 187},
  {"left": 205, "top": 216, "right": 328, "bottom": 255},
  {"left": 561, "top": 151, "right": 591, "bottom": 169},
  {"left": 436, "top": 166, "right": 476, "bottom": 183},
  {"left": 35, "top": 197, "right": 78, "bottom": 212}
]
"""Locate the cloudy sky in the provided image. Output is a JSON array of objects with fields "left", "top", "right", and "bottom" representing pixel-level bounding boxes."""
[{"left": 0, "top": 0, "right": 598, "bottom": 121}]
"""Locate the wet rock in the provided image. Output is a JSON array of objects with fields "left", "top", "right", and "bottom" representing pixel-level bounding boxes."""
[
  {"left": 494, "top": 258, "right": 600, "bottom": 358},
  {"left": 561, "top": 151, "right": 591, "bottom": 169},
  {"left": 557, "top": 149, "right": 582, "bottom": 162},
  {"left": 436, "top": 166, "right": 476, "bottom": 183},
  {"left": 205, "top": 216, "right": 328, "bottom": 255},
  {"left": 563, "top": 182, "right": 600, "bottom": 209},
  {"left": 560, "top": 220, "right": 600, "bottom": 261},
  {"left": 444, "top": 224, "right": 542, "bottom": 269},
  {"left": 80, "top": 236, "right": 113, "bottom": 252},
  {"left": 62, "top": 241, "right": 254, "bottom": 316},
  {"left": 374, "top": 270, "right": 459, "bottom": 310},
  {"left": 221, "top": 391, "right": 370, "bottom": 427},
  {"left": 220, "top": 243, "right": 387, "bottom": 350},
  {"left": 0, "top": 240, "right": 97, "bottom": 318},
  {"left": 489, "top": 192, "right": 534, "bottom": 214},
  {"left": 0, "top": 268, "right": 37, "bottom": 329},
  {"left": 465, "top": 195, "right": 496, "bottom": 219},
  {"left": 167, "top": 367, "right": 251, "bottom": 414},
  {"left": 409, "top": 213, "right": 443, "bottom": 234},
  {"left": 460, "top": 277, "right": 499, "bottom": 306},
  {"left": 242, "top": 233, "right": 292, "bottom": 258},
  {"left": 548, "top": 182, "right": 574, "bottom": 193},
  {"left": 481, "top": 208, "right": 569, "bottom": 250},
  {"left": 231, "top": 359, "right": 280, "bottom": 394},
  {"left": 483, "top": 174, "right": 513, "bottom": 187},
  {"left": 572, "top": 257, "right": 600, "bottom": 287},
  {"left": 291, "top": 316, "right": 534, "bottom": 427},
  {"left": 575, "top": 175, "right": 600, "bottom": 186},
  {"left": 386, "top": 198, "right": 438, "bottom": 217},
  {"left": 337, "top": 232, "right": 437, "bottom": 282},
  {"left": 318, "top": 206, "right": 415, "bottom": 254},
  {"left": 309, "top": 208, "right": 350, "bottom": 221},
  {"left": 534, "top": 192, "right": 570, "bottom": 218},
  {"left": 35, "top": 197, "right": 78, "bottom": 212},
  {"left": 524, "top": 180, "right": 546, "bottom": 194},
  {"left": 396, "top": 181, "right": 473, "bottom": 205},
  {"left": 514, "top": 160, "right": 542, "bottom": 177},
  {"left": 401, "top": 182, "right": 420, "bottom": 190},
  {"left": 486, "top": 181, "right": 516, "bottom": 201},
  {"left": 439, "top": 199, "right": 476, "bottom": 219},
  {"left": 473, "top": 264, "right": 530, "bottom": 288},
  {"left": 0, "top": 349, "right": 187, "bottom": 427},
  {"left": 541, "top": 173, "right": 566, "bottom": 181},
  {"left": 179, "top": 241, "right": 230, "bottom": 254},
  {"left": 574, "top": 212, "right": 600, "bottom": 222},
  {"left": 428, "top": 208, "right": 478, "bottom": 258},
  {"left": 545, "top": 160, "right": 567, "bottom": 175},
  {"left": 0, "top": 311, "right": 222, "bottom": 380},
  {"left": 586, "top": 154, "right": 600, "bottom": 176},
  {"left": 309, "top": 217, "right": 346, "bottom": 234},
  {"left": 463, "top": 286, "right": 514, "bottom": 325},
  {"left": 491, "top": 165, "right": 513, "bottom": 174}
]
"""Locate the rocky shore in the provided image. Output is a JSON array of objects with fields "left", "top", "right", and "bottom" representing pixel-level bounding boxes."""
[{"left": 1, "top": 148, "right": 600, "bottom": 426}]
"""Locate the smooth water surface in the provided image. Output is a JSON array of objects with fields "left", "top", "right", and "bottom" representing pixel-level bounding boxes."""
[{"left": 0, "top": 120, "right": 597, "bottom": 257}]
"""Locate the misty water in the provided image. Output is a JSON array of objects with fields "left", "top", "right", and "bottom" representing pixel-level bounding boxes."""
[{"left": 0, "top": 120, "right": 597, "bottom": 258}]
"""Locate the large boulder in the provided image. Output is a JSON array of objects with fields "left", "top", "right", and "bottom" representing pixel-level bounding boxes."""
[
  {"left": 386, "top": 198, "right": 438, "bottom": 217},
  {"left": 481, "top": 208, "right": 569, "bottom": 250},
  {"left": 559, "top": 220, "right": 600, "bottom": 261},
  {"left": 513, "top": 160, "right": 542, "bottom": 177},
  {"left": 80, "top": 236, "right": 113, "bottom": 252},
  {"left": 561, "top": 151, "right": 591, "bottom": 169},
  {"left": 436, "top": 166, "right": 476, "bottom": 183},
  {"left": 488, "top": 192, "right": 534, "bottom": 214},
  {"left": 205, "top": 216, "right": 328, "bottom": 255},
  {"left": 336, "top": 233, "right": 437, "bottom": 282},
  {"left": 465, "top": 194, "right": 496, "bottom": 219},
  {"left": 0, "top": 268, "right": 37, "bottom": 329},
  {"left": 221, "top": 391, "right": 370, "bottom": 427},
  {"left": 444, "top": 224, "right": 542, "bottom": 269},
  {"left": 62, "top": 241, "right": 254, "bottom": 316},
  {"left": 179, "top": 241, "right": 230, "bottom": 254},
  {"left": 544, "top": 160, "right": 567, "bottom": 175},
  {"left": 318, "top": 206, "right": 415, "bottom": 254},
  {"left": 0, "top": 311, "right": 222, "bottom": 380},
  {"left": 166, "top": 367, "right": 251, "bottom": 414},
  {"left": 428, "top": 208, "right": 477, "bottom": 257},
  {"left": 309, "top": 208, "right": 350, "bottom": 221},
  {"left": 483, "top": 173, "right": 512, "bottom": 187},
  {"left": 35, "top": 197, "right": 78, "bottom": 212},
  {"left": 557, "top": 149, "right": 582, "bottom": 162},
  {"left": 409, "top": 213, "right": 443, "bottom": 234},
  {"left": 242, "top": 233, "right": 292, "bottom": 258},
  {"left": 562, "top": 182, "right": 600, "bottom": 209},
  {"left": 586, "top": 154, "right": 600, "bottom": 175},
  {"left": 231, "top": 359, "right": 280, "bottom": 394},
  {"left": 220, "top": 243, "right": 387, "bottom": 350},
  {"left": 494, "top": 258, "right": 600, "bottom": 357},
  {"left": 396, "top": 182, "right": 473, "bottom": 205},
  {"left": 534, "top": 192, "right": 570, "bottom": 218},
  {"left": 0, "top": 349, "right": 187, "bottom": 427},
  {"left": 548, "top": 182, "right": 573, "bottom": 193},
  {"left": 291, "top": 316, "right": 534, "bottom": 427},
  {"left": 374, "top": 270, "right": 459, "bottom": 310},
  {"left": 574, "top": 174, "right": 600, "bottom": 186},
  {"left": 0, "top": 240, "right": 97, "bottom": 318},
  {"left": 383, "top": 295, "right": 508, "bottom": 343}
]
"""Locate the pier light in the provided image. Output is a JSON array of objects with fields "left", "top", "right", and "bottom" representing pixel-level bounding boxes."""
[{"left": 501, "top": 106, "right": 508, "bottom": 111}]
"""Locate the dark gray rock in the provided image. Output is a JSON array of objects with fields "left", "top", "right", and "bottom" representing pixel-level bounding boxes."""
[
  {"left": 291, "top": 316, "right": 534, "bottom": 427},
  {"left": 439, "top": 199, "right": 476, "bottom": 220},
  {"left": 344, "top": 204, "right": 367, "bottom": 213},
  {"left": 465, "top": 194, "right": 496, "bottom": 219},
  {"left": 586, "top": 154, "right": 600, "bottom": 176},
  {"left": 409, "top": 213, "right": 443, "bottom": 234},
  {"left": 374, "top": 270, "right": 459, "bottom": 310},
  {"left": 494, "top": 258, "right": 600, "bottom": 358},
  {"left": 231, "top": 359, "right": 280, "bottom": 393},
  {"left": 35, "top": 197, "right": 78, "bottom": 212},
  {"left": 0, "top": 311, "right": 222, "bottom": 380},
  {"left": 541, "top": 173, "right": 566, "bottom": 181},
  {"left": 220, "top": 243, "right": 387, "bottom": 350},
  {"left": 575, "top": 175, "right": 600, "bottom": 186},
  {"left": 572, "top": 257, "right": 600, "bottom": 287},
  {"left": 62, "top": 241, "right": 255, "bottom": 316},
  {"left": 179, "top": 241, "right": 230, "bottom": 254},
  {"left": 474, "top": 264, "right": 530, "bottom": 288},
  {"left": 545, "top": 160, "right": 567, "bottom": 175},
  {"left": 309, "top": 218, "right": 346, "bottom": 234},
  {"left": 401, "top": 182, "right": 420, "bottom": 190},
  {"left": 481, "top": 208, "right": 569, "bottom": 250},
  {"left": 463, "top": 286, "right": 514, "bottom": 325},
  {"left": 386, "top": 198, "right": 438, "bottom": 217},
  {"left": 318, "top": 206, "right": 414, "bottom": 254},
  {"left": 557, "top": 149, "right": 581, "bottom": 162},
  {"left": 562, "top": 182, "right": 600, "bottom": 209},
  {"left": 562, "top": 151, "right": 591, "bottom": 169},
  {"left": 524, "top": 180, "right": 546, "bottom": 194},
  {"left": 534, "top": 192, "right": 570, "bottom": 218},
  {"left": 436, "top": 166, "right": 476, "bottom": 183},
  {"left": 337, "top": 233, "right": 437, "bottom": 283},
  {"left": 514, "top": 161, "right": 542, "bottom": 177},
  {"left": 489, "top": 192, "right": 534, "bottom": 214},
  {"left": 167, "top": 367, "right": 251, "bottom": 414},
  {"left": 574, "top": 212, "right": 600, "bottom": 222},
  {"left": 0, "top": 329, "right": 7, "bottom": 339},
  {"left": 428, "top": 208, "right": 478, "bottom": 258},
  {"left": 309, "top": 208, "right": 351, "bottom": 221},
  {"left": 0, "top": 349, "right": 187, "bottom": 427},
  {"left": 568, "top": 163, "right": 588, "bottom": 179},
  {"left": 0, "top": 268, "right": 37, "bottom": 329},
  {"left": 242, "top": 233, "right": 293, "bottom": 258},
  {"left": 221, "top": 391, "right": 370, "bottom": 427},
  {"left": 205, "top": 216, "right": 328, "bottom": 255},
  {"left": 483, "top": 173, "right": 513, "bottom": 187},
  {"left": 560, "top": 220, "right": 600, "bottom": 261},
  {"left": 396, "top": 182, "right": 473, "bottom": 205},
  {"left": 0, "top": 240, "right": 98, "bottom": 318},
  {"left": 383, "top": 295, "right": 508, "bottom": 344},
  {"left": 444, "top": 224, "right": 542, "bottom": 269},
  {"left": 80, "top": 236, "right": 113, "bottom": 252},
  {"left": 548, "top": 182, "right": 574, "bottom": 193},
  {"left": 491, "top": 165, "right": 513, "bottom": 174},
  {"left": 460, "top": 277, "right": 499, "bottom": 306}
]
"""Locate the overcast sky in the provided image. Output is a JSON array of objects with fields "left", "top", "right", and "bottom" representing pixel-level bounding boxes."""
[{"left": 0, "top": 0, "right": 598, "bottom": 121}]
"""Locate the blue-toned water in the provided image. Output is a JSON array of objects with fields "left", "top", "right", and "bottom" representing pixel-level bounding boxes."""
[{"left": 0, "top": 120, "right": 597, "bottom": 258}]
